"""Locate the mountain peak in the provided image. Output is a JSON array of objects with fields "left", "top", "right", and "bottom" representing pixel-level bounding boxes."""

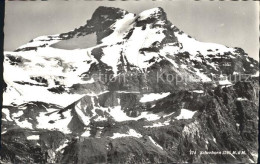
[
  {"left": 137, "top": 7, "right": 167, "bottom": 22},
  {"left": 91, "top": 6, "right": 129, "bottom": 20}
]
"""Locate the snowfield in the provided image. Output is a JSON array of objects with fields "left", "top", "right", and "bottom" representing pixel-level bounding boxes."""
[
  {"left": 106, "top": 106, "right": 173, "bottom": 122},
  {"left": 174, "top": 29, "right": 235, "bottom": 56},
  {"left": 3, "top": 82, "right": 83, "bottom": 107},
  {"left": 36, "top": 109, "right": 72, "bottom": 134}
]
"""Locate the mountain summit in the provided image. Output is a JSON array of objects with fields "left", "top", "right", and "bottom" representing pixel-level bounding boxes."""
[{"left": 2, "top": 7, "right": 258, "bottom": 163}]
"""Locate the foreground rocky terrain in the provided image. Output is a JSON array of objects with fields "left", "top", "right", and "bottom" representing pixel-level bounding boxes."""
[{"left": 1, "top": 6, "right": 259, "bottom": 163}]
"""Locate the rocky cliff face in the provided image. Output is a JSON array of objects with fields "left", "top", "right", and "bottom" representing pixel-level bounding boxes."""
[{"left": 1, "top": 6, "right": 259, "bottom": 163}]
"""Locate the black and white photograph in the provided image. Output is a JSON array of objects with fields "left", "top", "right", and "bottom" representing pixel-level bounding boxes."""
[{"left": 1, "top": 0, "right": 259, "bottom": 163}]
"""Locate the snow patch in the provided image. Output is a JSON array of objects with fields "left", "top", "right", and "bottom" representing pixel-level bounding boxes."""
[
  {"left": 251, "top": 71, "right": 259, "bottom": 77},
  {"left": 148, "top": 136, "right": 163, "bottom": 150},
  {"left": 140, "top": 92, "right": 170, "bottom": 103},
  {"left": 108, "top": 106, "right": 159, "bottom": 121},
  {"left": 110, "top": 129, "right": 142, "bottom": 139},
  {"left": 1, "top": 131, "right": 7, "bottom": 135},
  {"left": 191, "top": 90, "right": 204, "bottom": 94},
  {"left": 16, "top": 119, "right": 33, "bottom": 129},
  {"left": 81, "top": 128, "right": 91, "bottom": 137},
  {"left": 56, "top": 140, "right": 69, "bottom": 152},
  {"left": 12, "top": 111, "right": 24, "bottom": 118},
  {"left": 218, "top": 79, "right": 232, "bottom": 85},
  {"left": 27, "top": 135, "right": 39, "bottom": 140},
  {"left": 144, "top": 120, "right": 170, "bottom": 128},
  {"left": 74, "top": 101, "right": 91, "bottom": 126},
  {"left": 101, "top": 45, "right": 122, "bottom": 75},
  {"left": 237, "top": 97, "right": 248, "bottom": 101},
  {"left": 176, "top": 109, "right": 196, "bottom": 120},
  {"left": 2, "top": 108, "right": 12, "bottom": 121},
  {"left": 180, "top": 64, "right": 187, "bottom": 69},
  {"left": 194, "top": 68, "right": 211, "bottom": 82}
]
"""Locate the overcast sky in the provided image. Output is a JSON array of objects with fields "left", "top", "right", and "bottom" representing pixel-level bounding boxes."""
[{"left": 4, "top": 0, "right": 259, "bottom": 60}]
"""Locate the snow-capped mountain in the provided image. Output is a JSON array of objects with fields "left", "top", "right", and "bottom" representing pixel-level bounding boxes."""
[{"left": 1, "top": 7, "right": 258, "bottom": 163}]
